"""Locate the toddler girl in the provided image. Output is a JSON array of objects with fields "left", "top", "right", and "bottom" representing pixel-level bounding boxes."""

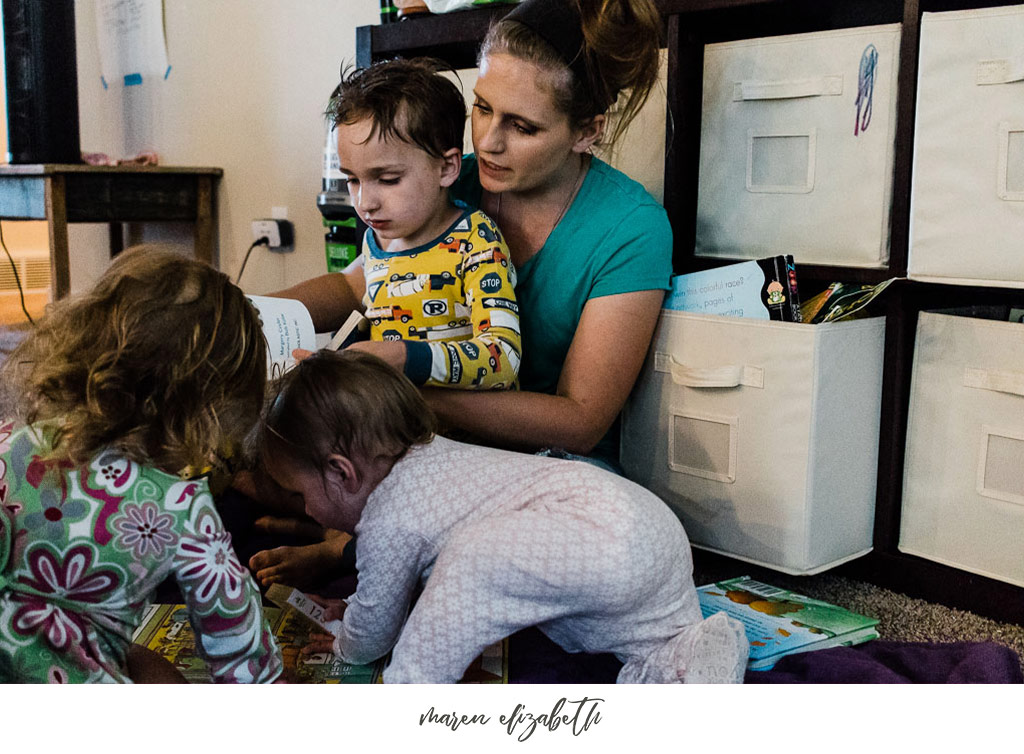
[
  {"left": 260, "top": 350, "right": 747, "bottom": 683},
  {"left": 0, "top": 246, "right": 282, "bottom": 683}
]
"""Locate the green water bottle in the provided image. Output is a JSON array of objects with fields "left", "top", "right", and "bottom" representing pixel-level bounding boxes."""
[
  {"left": 324, "top": 216, "right": 359, "bottom": 273},
  {"left": 318, "top": 121, "right": 363, "bottom": 272}
]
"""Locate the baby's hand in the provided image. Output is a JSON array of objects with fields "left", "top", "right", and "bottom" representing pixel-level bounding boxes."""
[
  {"left": 301, "top": 632, "right": 337, "bottom": 657},
  {"left": 308, "top": 594, "right": 347, "bottom": 622}
]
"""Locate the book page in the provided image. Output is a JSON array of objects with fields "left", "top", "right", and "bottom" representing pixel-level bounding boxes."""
[{"left": 248, "top": 295, "right": 316, "bottom": 375}]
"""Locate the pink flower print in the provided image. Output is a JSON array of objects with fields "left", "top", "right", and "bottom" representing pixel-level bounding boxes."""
[
  {"left": 175, "top": 532, "right": 248, "bottom": 607},
  {"left": 11, "top": 543, "right": 120, "bottom": 651},
  {"left": 88, "top": 451, "right": 138, "bottom": 495},
  {"left": 110, "top": 502, "right": 177, "bottom": 559},
  {"left": 25, "top": 455, "right": 74, "bottom": 501},
  {"left": 0, "top": 420, "right": 13, "bottom": 453},
  {"left": 48, "top": 666, "right": 69, "bottom": 684}
]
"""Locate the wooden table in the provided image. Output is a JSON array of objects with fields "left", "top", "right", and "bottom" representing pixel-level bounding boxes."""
[{"left": 0, "top": 164, "right": 223, "bottom": 299}]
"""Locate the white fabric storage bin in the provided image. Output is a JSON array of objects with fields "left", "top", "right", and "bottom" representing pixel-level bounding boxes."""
[
  {"left": 900, "top": 311, "right": 1024, "bottom": 586},
  {"left": 696, "top": 24, "right": 901, "bottom": 267},
  {"left": 621, "top": 311, "right": 885, "bottom": 574},
  {"left": 908, "top": 7, "right": 1024, "bottom": 286}
]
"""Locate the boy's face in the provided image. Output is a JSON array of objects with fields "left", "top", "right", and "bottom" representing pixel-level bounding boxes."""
[{"left": 337, "top": 117, "right": 457, "bottom": 252}]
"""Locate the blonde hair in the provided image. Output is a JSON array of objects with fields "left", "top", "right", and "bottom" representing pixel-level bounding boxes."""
[
  {"left": 261, "top": 349, "right": 435, "bottom": 472},
  {"left": 0, "top": 245, "right": 267, "bottom": 473},
  {"left": 481, "top": 0, "right": 661, "bottom": 148}
]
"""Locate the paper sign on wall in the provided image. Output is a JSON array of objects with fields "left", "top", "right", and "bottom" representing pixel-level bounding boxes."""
[{"left": 95, "top": 0, "right": 170, "bottom": 88}]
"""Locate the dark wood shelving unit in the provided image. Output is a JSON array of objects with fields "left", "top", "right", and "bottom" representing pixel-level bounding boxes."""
[{"left": 356, "top": 0, "right": 1024, "bottom": 625}]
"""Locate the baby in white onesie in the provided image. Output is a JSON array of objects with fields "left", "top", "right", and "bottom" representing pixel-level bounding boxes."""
[{"left": 260, "top": 349, "right": 748, "bottom": 683}]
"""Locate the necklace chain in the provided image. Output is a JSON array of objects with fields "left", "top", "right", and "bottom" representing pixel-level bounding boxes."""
[{"left": 495, "top": 157, "right": 585, "bottom": 238}]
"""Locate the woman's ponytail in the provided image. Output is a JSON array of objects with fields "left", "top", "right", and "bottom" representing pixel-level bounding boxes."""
[
  {"left": 481, "top": 0, "right": 661, "bottom": 149},
  {"left": 577, "top": 0, "right": 661, "bottom": 148}
]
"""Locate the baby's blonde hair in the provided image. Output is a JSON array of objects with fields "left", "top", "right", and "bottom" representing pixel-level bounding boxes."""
[{"left": 0, "top": 245, "right": 266, "bottom": 473}]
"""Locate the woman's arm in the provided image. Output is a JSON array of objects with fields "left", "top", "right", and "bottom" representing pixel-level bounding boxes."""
[
  {"left": 271, "top": 269, "right": 366, "bottom": 333},
  {"left": 422, "top": 288, "right": 663, "bottom": 455}
]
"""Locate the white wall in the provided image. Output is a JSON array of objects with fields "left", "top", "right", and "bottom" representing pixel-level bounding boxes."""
[
  {"left": 69, "top": 0, "right": 379, "bottom": 294},
  {"left": 3, "top": 2, "right": 664, "bottom": 299}
]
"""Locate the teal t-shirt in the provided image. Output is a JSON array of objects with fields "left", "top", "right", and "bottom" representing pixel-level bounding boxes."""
[{"left": 451, "top": 155, "right": 673, "bottom": 463}]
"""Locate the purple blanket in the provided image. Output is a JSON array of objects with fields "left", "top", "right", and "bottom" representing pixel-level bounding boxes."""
[
  {"left": 745, "top": 640, "right": 1023, "bottom": 684},
  {"left": 508, "top": 629, "right": 1023, "bottom": 684}
]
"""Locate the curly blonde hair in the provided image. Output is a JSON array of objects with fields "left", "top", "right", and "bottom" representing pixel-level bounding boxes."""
[{"left": 0, "top": 245, "right": 267, "bottom": 474}]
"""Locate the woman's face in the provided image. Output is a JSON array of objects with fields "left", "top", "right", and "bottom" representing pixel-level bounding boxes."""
[{"left": 471, "top": 52, "right": 582, "bottom": 194}]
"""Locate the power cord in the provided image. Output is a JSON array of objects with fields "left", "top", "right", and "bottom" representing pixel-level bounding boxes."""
[
  {"left": 235, "top": 236, "right": 271, "bottom": 285},
  {"left": 0, "top": 220, "right": 35, "bottom": 325}
]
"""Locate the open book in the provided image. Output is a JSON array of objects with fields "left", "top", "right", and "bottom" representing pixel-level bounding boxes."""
[
  {"left": 698, "top": 576, "right": 879, "bottom": 670},
  {"left": 248, "top": 295, "right": 316, "bottom": 375},
  {"left": 248, "top": 296, "right": 369, "bottom": 374}
]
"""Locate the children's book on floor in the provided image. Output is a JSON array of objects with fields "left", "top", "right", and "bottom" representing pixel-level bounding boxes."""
[
  {"left": 664, "top": 256, "right": 801, "bottom": 322},
  {"left": 132, "top": 600, "right": 509, "bottom": 684},
  {"left": 697, "top": 576, "right": 879, "bottom": 671}
]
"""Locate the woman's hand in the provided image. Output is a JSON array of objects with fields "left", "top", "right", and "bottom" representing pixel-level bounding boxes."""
[
  {"left": 293, "top": 342, "right": 406, "bottom": 372},
  {"left": 345, "top": 340, "right": 407, "bottom": 372},
  {"left": 422, "top": 289, "right": 664, "bottom": 454}
]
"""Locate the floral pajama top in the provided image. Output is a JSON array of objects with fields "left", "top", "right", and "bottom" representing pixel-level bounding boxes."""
[{"left": 0, "top": 421, "right": 282, "bottom": 683}]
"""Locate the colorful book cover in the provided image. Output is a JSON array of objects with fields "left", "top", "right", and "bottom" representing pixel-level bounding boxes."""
[
  {"left": 132, "top": 603, "right": 508, "bottom": 683},
  {"left": 664, "top": 256, "right": 801, "bottom": 322},
  {"left": 697, "top": 577, "right": 879, "bottom": 670}
]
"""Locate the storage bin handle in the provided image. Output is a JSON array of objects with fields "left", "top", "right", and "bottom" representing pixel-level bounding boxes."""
[
  {"left": 963, "top": 367, "right": 1024, "bottom": 398},
  {"left": 655, "top": 353, "right": 764, "bottom": 389},
  {"left": 976, "top": 56, "right": 1024, "bottom": 85},
  {"left": 733, "top": 75, "right": 844, "bottom": 101}
]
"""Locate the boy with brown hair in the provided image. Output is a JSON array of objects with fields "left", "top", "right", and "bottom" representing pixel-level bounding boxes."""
[
  {"left": 299, "top": 58, "right": 521, "bottom": 389},
  {"left": 243, "top": 57, "right": 523, "bottom": 586}
]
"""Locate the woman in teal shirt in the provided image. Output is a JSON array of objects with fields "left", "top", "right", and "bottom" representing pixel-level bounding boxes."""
[{"left": 427, "top": 0, "right": 673, "bottom": 468}]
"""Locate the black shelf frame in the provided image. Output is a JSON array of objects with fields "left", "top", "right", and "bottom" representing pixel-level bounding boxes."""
[{"left": 356, "top": 0, "right": 1024, "bottom": 625}]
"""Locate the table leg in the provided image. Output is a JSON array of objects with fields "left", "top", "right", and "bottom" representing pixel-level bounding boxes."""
[
  {"left": 194, "top": 175, "right": 215, "bottom": 266},
  {"left": 45, "top": 174, "right": 71, "bottom": 299},
  {"left": 109, "top": 222, "right": 125, "bottom": 258}
]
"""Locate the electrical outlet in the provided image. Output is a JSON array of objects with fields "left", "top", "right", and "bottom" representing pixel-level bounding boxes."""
[{"left": 251, "top": 219, "right": 294, "bottom": 249}]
